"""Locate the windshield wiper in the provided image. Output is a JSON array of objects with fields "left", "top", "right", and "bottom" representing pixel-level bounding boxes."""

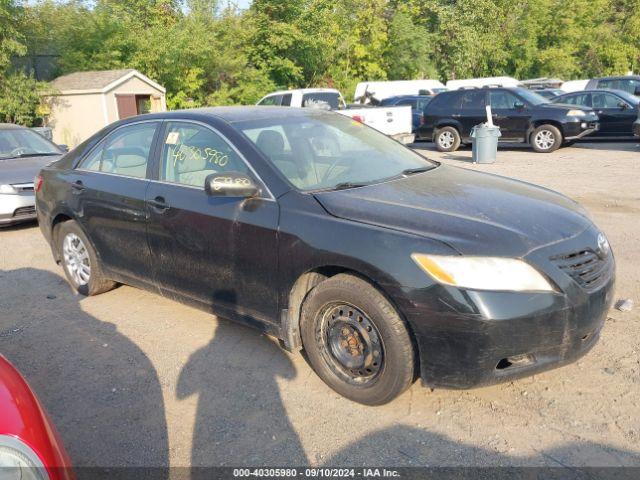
[
  {"left": 332, "top": 182, "right": 370, "bottom": 191},
  {"left": 16, "top": 152, "right": 60, "bottom": 158},
  {"left": 1, "top": 152, "right": 60, "bottom": 160},
  {"left": 402, "top": 167, "right": 432, "bottom": 175}
]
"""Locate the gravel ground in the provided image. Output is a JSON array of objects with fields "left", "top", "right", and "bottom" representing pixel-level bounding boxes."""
[{"left": 0, "top": 140, "right": 639, "bottom": 469}]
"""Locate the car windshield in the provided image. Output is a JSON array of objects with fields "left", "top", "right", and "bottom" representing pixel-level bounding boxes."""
[
  {"left": 614, "top": 90, "right": 640, "bottom": 106},
  {"left": 238, "top": 112, "right": 437, "bottom": 192},
  {"left": 0, "top": 128, "right": 60, "bottom": 159},
  {"left": 516, "top": 88, "right": 549, "bottom": 106}
]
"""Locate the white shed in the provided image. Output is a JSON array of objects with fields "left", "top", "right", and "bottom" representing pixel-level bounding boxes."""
[{"left": 46, "top": 69, "right": 167, "bottom": 147}]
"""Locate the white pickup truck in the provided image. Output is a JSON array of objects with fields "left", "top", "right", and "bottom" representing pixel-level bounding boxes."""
[{"left": 256, "top": 88, "right": 414, "bottom": 144}]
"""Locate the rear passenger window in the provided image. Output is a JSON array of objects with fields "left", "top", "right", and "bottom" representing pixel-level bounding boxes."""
[
  {"left": 562, "top": 93, "right": 590, "bottom": 106},
  {"left": 78, "top": 123, "right": 157, "bottom": 179},
  {"left": 160, "top": 122, "right": 249, "bottom": 188},
  {"left": 460, "top": 91, "right": 486, "bottom": 109}
]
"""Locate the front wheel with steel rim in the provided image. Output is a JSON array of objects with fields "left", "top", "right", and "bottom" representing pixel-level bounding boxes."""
[
  {"left": 434, "top": 126, "right": 461, "bottom": 152},
  {"left": 56, "top": 220, "right": 116, "bottom": 296},
  {"left": 531, "top": 124, "right": 562, "bottom": 153},
  {"left": 300, "top": 274, "right": 415, "bottom": 405}
]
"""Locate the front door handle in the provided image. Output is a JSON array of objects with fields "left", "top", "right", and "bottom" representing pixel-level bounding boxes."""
[
  {"left": 71, "top": 180, "right": 85, "bottom": 193},
  {"left": 147, "top": 196, "right": 170, "bottom": 213}
]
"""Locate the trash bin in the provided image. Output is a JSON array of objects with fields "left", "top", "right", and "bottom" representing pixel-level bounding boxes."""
[{"left": 471, "top": 124, "right": 501, "bottom": 164}]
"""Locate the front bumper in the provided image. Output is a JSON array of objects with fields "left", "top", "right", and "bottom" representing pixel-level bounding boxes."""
[
  {"left": 395, "top": 227, "right": 615, "bottom": 389},
  {"left": 0, "top": 192, "right": 37, "bottom": 226},
  {"left": 564, "top": 120, "right": 599, "bottom": 140}
]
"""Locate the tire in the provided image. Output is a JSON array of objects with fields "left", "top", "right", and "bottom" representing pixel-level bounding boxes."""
[
  {"left": 531, "top": 124, "right": 562, "bottom": 153},
  {"left": 300, "top": 274, "right": 415, "bottom": 405},
  {"left": 56, "top": 220, "right": 116, "bottom": 296},
  {"left": 434, "top": 126, "right": 461, "bottom": 152}
]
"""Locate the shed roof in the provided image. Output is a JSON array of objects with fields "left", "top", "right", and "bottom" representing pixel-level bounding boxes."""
[{"left": 49, "top": 69, "right": 166, "bottom": 95}]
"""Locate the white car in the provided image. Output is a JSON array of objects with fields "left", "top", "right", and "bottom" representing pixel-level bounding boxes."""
[
  {"left": 257, "top": 88, "right": 414, "bottom": 143},
  {"left": 0, "top": 124, "right": 63, "bottom": 226}
]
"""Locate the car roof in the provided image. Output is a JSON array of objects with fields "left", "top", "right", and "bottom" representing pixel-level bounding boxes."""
[
  {"left": 124, "top": 106, "right": 334, "bottom": 124},
  {"left": 386, "top": 95, "right": 431, "bottom": 99},
  {"left": 263, "top": 88, "right": 340, "bottom": 96},
  {"left": 558, "top": 88, "right": 637, "bottom": 99},
  {"left": 593, "top": 75, "right": 640, "bottom": 81},
  {"left": 0, "top": 123, "right": 27, "bottom": 130}
]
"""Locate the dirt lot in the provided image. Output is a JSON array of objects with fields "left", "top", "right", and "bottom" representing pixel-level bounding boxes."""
[{"left": 1, "top": 140, "right": 639, "bottom": 469}]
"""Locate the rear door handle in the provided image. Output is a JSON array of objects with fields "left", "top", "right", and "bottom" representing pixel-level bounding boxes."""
[
  {"left": 71, "top": 180, "right": 85, "bottom": 193},
  {"left": 452, "top": 114, "right": 461, "bottom": 118},
  {"left": 147, "top": 196, "right": 170, "bottom": 213}
]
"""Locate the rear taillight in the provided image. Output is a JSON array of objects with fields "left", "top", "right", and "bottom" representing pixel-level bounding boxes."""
[
  {"left": 351, "top": 115, "right": 365, "bottom": 124},
  {"left": 419, "top": 114, "right": 425, "bottom": 126},
  {"left": 34, "top": 175, "right": 44, "bottom": 192}
]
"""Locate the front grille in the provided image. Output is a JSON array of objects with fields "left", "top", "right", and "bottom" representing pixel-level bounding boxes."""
[
  {"left": 13, "top": 206, "right": 36, "bottom": 217},
  {"left": 550, "top": 249, "right": 611, "bottom": 291}
]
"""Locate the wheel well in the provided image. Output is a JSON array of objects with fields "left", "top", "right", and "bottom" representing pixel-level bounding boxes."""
[
  {"left": 282, "top": 267, "right": 419, "bottom": 374},
  {"left": 433, "top": 123, "right": 460, "bottom": 140},
  {"left": 530, "top": 120, "right": 564, "bottom": 139},
  {"left": 51, "top": 214, "right": 72, "bottom": 262}
]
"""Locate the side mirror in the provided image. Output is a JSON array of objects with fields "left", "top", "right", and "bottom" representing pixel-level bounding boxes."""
[
  {"left": 205, "top": 172, "right": 259, "bottom": 198},
  {"left": 618, "top": 101, "right": 629, "bottom": 110},
  {"left": 58, "top": 144, "right": 69, "bottom": 152},
  {"left": 514, "top": 101, "right": 525, "bottom": 110}
]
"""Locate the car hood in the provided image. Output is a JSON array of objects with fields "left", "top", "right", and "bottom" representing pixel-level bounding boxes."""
[
  {"left": 313, "top": 165, "right": 593, "bottom": 257},
  {"left": 542, "top": 102, "right": 594, "bottom": 113},
  {"left": 0, "top": 155, "right": 61, "bottom": 185}
]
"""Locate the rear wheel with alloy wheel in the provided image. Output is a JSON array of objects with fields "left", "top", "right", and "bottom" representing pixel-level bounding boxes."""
[
  {"left": 434, "top": 126, "right": 461, "bottom": 152},
  {"left": 300, "top": 274, "right": 415, "bottom": 405},
  {"left": 56, "top": 220, "right": 116, "bottom": 296}
]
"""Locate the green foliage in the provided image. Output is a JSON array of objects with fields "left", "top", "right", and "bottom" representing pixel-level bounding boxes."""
[
  {"left": 0, "top": 0, "right": 639, "bottom": 126},
  {"left": 0, "top": 73, "right": 47, "bottom": 125}
]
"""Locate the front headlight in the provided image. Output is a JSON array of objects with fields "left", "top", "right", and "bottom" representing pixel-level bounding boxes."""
[
  {"left": 411, "top": 254, "right": 555, "bottom": 292},
  {"left": 0, "top": 435, "right": 49, "bottom": 480},
  {"left": 0, "top": 184, "right": 18, "bottom": 194},
  {"left": 566, "top": 109, "right": 587, "bottom": 117}
]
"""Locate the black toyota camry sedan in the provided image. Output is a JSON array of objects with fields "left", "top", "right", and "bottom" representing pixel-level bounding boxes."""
[{"left": 36, "top": 107, "right": 615, "bottom": 405}]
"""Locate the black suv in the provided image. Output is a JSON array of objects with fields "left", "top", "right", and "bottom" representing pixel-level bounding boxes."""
[{"left": 418, "top": 87, "right": 599, "bottom": 153}]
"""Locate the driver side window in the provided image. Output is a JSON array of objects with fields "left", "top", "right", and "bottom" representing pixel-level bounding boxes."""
[{"left": 160, "top": 122, "right": 249, "bottom": 188}]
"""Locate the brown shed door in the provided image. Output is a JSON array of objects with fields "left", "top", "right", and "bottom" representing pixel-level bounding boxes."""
[{"left": 116, "top": 95, "right": 137, "bottom": 120}]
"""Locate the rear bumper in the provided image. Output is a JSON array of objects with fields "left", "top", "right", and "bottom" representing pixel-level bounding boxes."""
[{"left": 0, "top": 193, "right": 37, "bottom": 226}]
